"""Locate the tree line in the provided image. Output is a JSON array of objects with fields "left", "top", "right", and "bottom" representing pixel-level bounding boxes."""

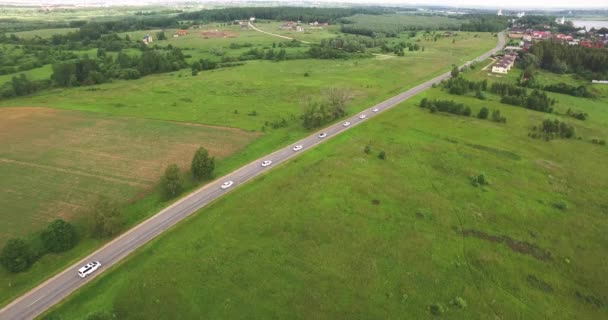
[
  {"left": 419, "top": 98, "right": 507, "bottom": 123},
  {"left": 1, "top": 46, "right": 187, "bottom": 98},
  {"left": 526, "top": 41, "right": 608, "bottom": 80},
  {"left": 179, "top": 7, "right": 384, "bottom": 23},
  {"left": 529, "top": 119, "right": 576, "bottom": 140}
]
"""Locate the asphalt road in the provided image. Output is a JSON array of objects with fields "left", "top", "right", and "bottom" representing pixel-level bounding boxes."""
[{"left": 0, "top": 32, "right": 504, "bottom": 320}]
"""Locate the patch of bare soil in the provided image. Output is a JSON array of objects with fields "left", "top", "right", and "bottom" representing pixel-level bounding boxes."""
[{"left": 461, "top": 229, "right": 553, "bottom": 261}]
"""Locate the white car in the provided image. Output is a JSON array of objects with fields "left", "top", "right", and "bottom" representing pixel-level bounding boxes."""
[
  {"left": 78, "top": 261, "right": 101, "bottom": 278},
  {"left": 221, "top": 181, "right": 234, "bottom": 189},
  {"left": 292, "top": 145, "right": 303, "bottom": 151},
  {"left": 372, "top": 108, "right": 379, "bottom": 112},
  {"left": 318, "top": 132, "right": 327, "bottom": 138},
  {"left": 261, "top": 160, "right": 272, "bottom": 167},
  {"left": 343, "top": 122, "right": 351, "bottom": 127},
  {"left": 359, "top": 114, "right": 367, "bottom": 119}
]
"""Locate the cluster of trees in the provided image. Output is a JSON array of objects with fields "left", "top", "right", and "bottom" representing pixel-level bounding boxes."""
[
  {"left": 420, "top": 98, "right": 508, "bottom": 123},
  {"left": 500, "top": 90, "right": 556, "bottom": 113},
  {"left": 458, "top": 14, "right": 510, "bottom": 32},
  {"left": 50, "top": 47, "right": 186, "bottom": 88},
  {"left": 308, "top": 36, "right": 380, "bottom": 59},
  {"left": 442, "top": 77, "right": 488, "bottom": 96},
  {"left": 486, "top": 82, "right": 556, "bottom": 113},
  {"left": 1, "top": 219, "right": 77, "bottom": 273},
  {"left": 160, "top": 146, "right": 216, "bottom": 198},
  {"left": 543, "top": 82, "right": 596, "bottom": 98},
  {"left": 239, "top": 47, "right": 288, "bottom": 61},
  {"left": 529, "top": 119, "right": 576, "bottom": 140},
  {"left": 179, "top": 7, "right": 382, "bottom": 23},
  {"left": 477, "top": 107, "right": 507, "bottom": 123},
  {"left": 527, "top": 41, "right": 608, "bottom": 79},
  {"left": 419, "top": 98, "right": 472, "bottom": 116},
  {"left": 0, "top": 74, "right": 49, "bottom": 98},
  {"left": 301, "top": 88, "right": 350, "bottom": 129},
  {"left": 380, "top": 41, "right": 422, "bottom": 55},
  {"left": 489, "top": 82, "right": 527, "bottom": 97},
  {"left": 565, "top": 108, "right": 589, "bottom": 121}
]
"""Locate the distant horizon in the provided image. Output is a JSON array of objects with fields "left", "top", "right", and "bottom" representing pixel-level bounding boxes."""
[{"left": 0, "top": 0, "right": 606, "bottom": 10}]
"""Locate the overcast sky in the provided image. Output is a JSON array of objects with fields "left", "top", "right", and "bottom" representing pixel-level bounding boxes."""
[{"left": 3, "top": 0, "right": 607, "bottom": 9}]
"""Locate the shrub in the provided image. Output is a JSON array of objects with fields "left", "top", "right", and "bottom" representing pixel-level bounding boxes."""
[
  {"left": 41, "top": 219, "right": 78, "bottom": 253},
  {"left": 378, "top": 151, "right": 386, "bottom": 160},
  {"left": 470, "top": 173, "right": 488, "bottom": 187},
  {"left": 451, "top": 296, "right": 468, "bottom": 308},
  {"left": 0, "top": 238, "right": 33, "bottom": 273},
  {"left": 364, "top": 145, "right": 371, "bottom": 154},
  {"left": 429, "top": 303, "right": 446, "bottom": 315},
  {"left": 191, "top": 147, "right": 215, "bottom": 180},
  {"left": 552, "top": 201, "right": 568, "bottom": 211},
  {"left": 477, "top": 107, "right": 489, "bottom": 119},
  {"left": 162, "top": 164, "right": 183, "bottom": 198},
  {"left": 90, "top": 196, "right": 124, "bottom": 238},
  {"left": 491, "top": 109, "right": 507, "bottom": 123}
]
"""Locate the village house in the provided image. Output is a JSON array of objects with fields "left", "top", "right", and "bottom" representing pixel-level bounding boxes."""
[
  {"left": 491, "top": 54, "right": 516, "bottom": 74},
  {"left": 142, "top": 34, "right": 153, "bottom": 45},
  {"left": 177, "top": 30, "right": 187, "bottom": 36},
  {"left": 531, "top": 31, "right": 552, "bottom": 39}
]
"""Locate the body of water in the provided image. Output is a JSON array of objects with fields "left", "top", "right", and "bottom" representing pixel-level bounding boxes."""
[{"left": 571, "top": 20, "right": 608, "bottom": 30}]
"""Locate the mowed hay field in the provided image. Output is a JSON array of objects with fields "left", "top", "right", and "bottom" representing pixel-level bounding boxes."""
[
  {"left": 0, "top": 107, "right": 258, "bottom": 244},
  {"left": 44, "top": 77, "right": 608, "bottom": 317}
]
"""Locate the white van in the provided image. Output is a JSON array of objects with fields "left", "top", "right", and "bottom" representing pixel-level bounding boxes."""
[{"left": 78, "top": 261, "right": 101, "bottom": 278}]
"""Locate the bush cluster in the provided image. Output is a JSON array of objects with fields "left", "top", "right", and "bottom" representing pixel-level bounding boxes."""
[{"left": 529, "top": 119, "right": 576, "bottom": 140}]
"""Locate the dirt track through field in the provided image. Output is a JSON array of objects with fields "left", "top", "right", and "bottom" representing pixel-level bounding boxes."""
[{"left": 0, "top": 158, "right": 148, "bottom": 187}]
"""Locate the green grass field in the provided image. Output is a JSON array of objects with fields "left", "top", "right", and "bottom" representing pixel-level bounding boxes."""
[
  {"left": 0, "top": 32, "right": 496, "bottom": 132},
  {"left": 0, "top": 27, "right": 497, "bottom": 308},
  {"left": 9, "top": 28, "right": 78, "bottom": 39},
  {"left": 43, "top": 68, "right": 608, "bottom": 319}
]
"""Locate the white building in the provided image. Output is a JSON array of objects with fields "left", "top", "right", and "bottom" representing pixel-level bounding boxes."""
[{"left": 491, "top": 55, "right": 516, "bottom": 74}]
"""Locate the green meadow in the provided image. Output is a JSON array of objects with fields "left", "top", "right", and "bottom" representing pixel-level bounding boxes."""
[
  {"left": 0, "top": 27, "right": 496, "bottom": 307},
  {"left": 43, "top": 66, "right": 608, "bottom": 319}
]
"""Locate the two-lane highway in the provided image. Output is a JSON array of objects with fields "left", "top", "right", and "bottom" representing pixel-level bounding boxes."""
[{"left": 0, "top": 32, "right": 505, "bottom": 320}]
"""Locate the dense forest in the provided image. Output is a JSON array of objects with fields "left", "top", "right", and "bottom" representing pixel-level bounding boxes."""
[
  {"left": 179, "top": 7, "right": 384, "bottom": 23},
  {"left": 525, "top": 41, "right": 608, "bottom": 79}
]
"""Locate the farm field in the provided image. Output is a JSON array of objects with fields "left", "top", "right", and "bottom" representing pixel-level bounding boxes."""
[
  {"left": 0, "top": 32, "right": 497, "bottom": 132},
  {"left": 9, "top": 28, "right": 78, "bottom": 39},
  {"left": 0, "top": 107, "right": 259, "bottom": 245},
  {"left": 44, "top": 71, "right": 608, "bottom": 319}
]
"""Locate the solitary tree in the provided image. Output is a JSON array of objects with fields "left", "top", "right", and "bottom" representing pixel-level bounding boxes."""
[
  {"left": 41, "top": 219, "right": 78, "bottom": 253},
  {"left": 90, "top": 197, "right": 124, "bottom": 238},
  {"left": 0, "top": 238, "right": 33, "bottom": 273},
  {"left": 162, "top": 164, "right": 183, "bottom": 198},
  {"left": 191, "top": 147, "right": 215, "bottom": 180}
]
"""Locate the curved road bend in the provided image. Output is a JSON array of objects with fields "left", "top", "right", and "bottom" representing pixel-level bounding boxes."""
[{"left": 0, "top": 32, "right": 505, "bottom": 320}]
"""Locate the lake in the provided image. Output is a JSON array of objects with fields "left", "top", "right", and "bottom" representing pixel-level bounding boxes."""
[{"left": 571, "top": 20, "right": 608, "bottom": 30}]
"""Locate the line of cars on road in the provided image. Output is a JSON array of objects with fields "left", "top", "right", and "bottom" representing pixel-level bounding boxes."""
[{"left": 218, "top": 108, "right": 380, "bottom": 190}]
